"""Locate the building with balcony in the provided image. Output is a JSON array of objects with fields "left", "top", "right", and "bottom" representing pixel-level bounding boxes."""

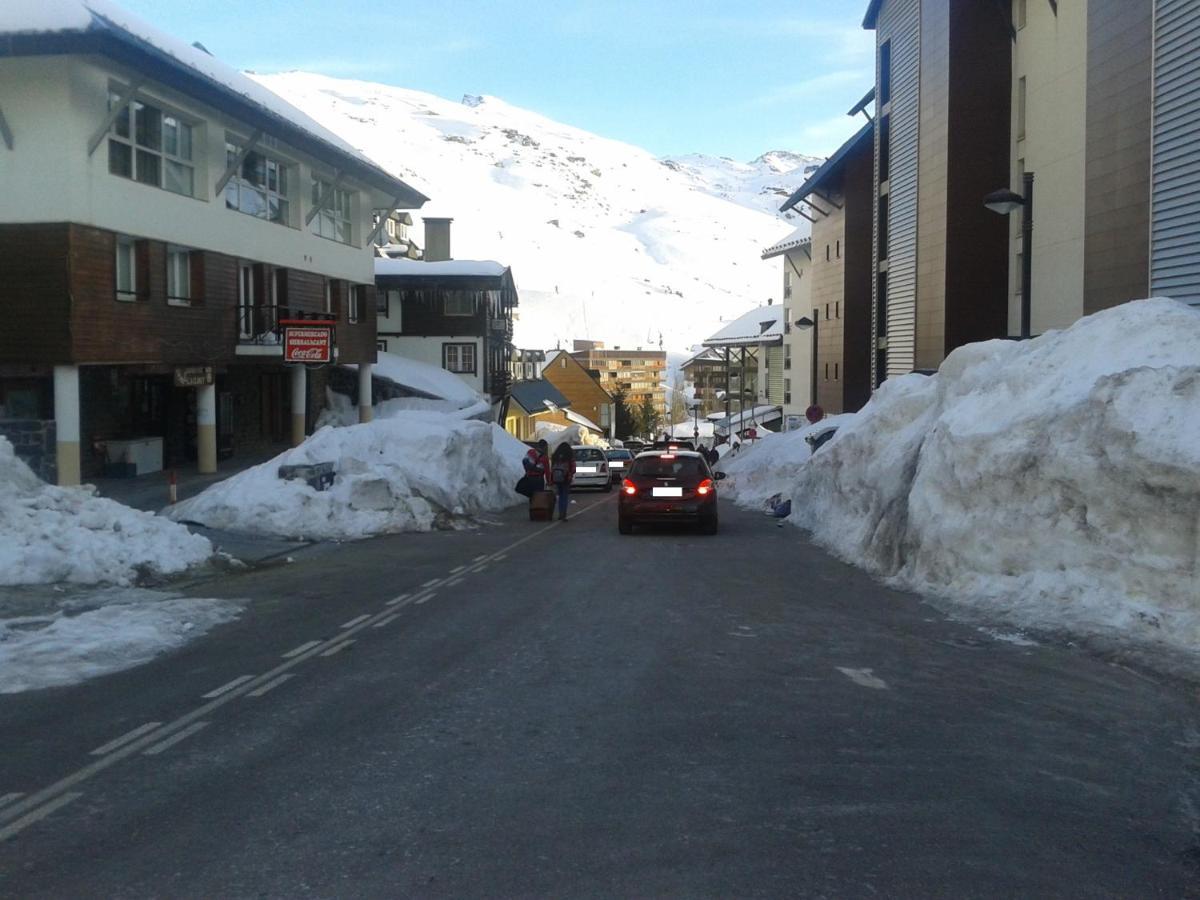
[
  {"left": 0, "top": 0, "right": 426, "bottom": 484},
  {"left": 374, "top": 252, "right": 518, "bottom": 417},
  {"left": 568, "top": 341, "right": 667, "bottom": 415},
  {"left": 760, "top": 225, "right": 818, "bottom": 423},
  {"left": 701, "top": 303, "right": 789, "bottom": 432},
  {"left": 679, "top": 347, "right": 726, "bottom": 418}
]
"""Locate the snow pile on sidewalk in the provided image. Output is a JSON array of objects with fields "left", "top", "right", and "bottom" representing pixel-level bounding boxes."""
[
  {"left": 718, "top": 415, "right": 856, "bottom": 505},
  {"left": 0, "top": 587, "right": 241, "bottom": 693},
  {"left": 167, "top": 415, "right": 528, "bottom": 540},
  {"left": 723, "top": 298, "right": 1200, "bottom": 650},
  {"left": 534, "top": 421, "right": 608, "bottom": 450},
  {"left": 0, "top": 438, "right": 213, "bottom": 586}
]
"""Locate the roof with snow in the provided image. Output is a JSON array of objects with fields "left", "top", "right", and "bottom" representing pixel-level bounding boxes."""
[
  {"left": 374, "top": 258, "right": 515, "bottom": 293},
  {"left": 761, "top": 226, "right": 812, "bottom": 260},
  {"left": 680, "top": 347, "right": 725, "bottom": 369},
  {"left": 0, "top": 0, "right": 427, "bottom": 205},
  {"left": 713, "top": 405, "right": 782, "bottom": 434},
  {"left": 780, "top": 121, "right": 873, "bottom": 215},
  {"left": 702, "top": 306, "right": 784, "bottom": 348},
  {"left": 563, "top": 408, "right": 603, "bottom": 434},
  {"left": 509, "top": 379, "right": 570, "bottom": 416}
]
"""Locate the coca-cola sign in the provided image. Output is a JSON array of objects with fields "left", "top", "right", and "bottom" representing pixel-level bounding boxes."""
[{"left": 283, "top": 325, "right": 334, "bottom": 364}]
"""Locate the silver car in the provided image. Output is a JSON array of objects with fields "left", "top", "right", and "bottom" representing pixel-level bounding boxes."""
[{"left": 571, "top": 446, "right": 612, "bottom": 492}]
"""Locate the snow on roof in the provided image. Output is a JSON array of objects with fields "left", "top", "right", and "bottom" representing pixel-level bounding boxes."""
[
  {"left": 0, "top": 0, "right": 424, "bottom": 203},
  {"left": 703, "top": 305, "right": 784, "bottom": 347},
  {"left": 564, "top": 408, "right": 603, "bottom": 433},
  {"left": 347, "top": 351, "right": 482, "bottom": 407},
  {"left": 374, "top": 258, "right": 511, "bottom": 279},
  {"left": 761, "top": 225, "right": 811, "bottom": 260}
]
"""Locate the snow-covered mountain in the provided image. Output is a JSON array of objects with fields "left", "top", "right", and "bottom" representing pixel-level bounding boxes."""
[
  {"left": 251, "top": 72, "right": 813, "bottom": 353},
  {"left": 659, "top": 151, "right": 823, "bottom": 220}
]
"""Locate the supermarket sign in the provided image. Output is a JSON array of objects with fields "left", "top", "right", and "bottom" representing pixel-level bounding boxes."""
[{"left": 282, "top": 321, "right": 334, "bottom": 364}]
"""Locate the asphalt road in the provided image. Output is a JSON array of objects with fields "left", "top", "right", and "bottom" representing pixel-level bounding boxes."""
[{"left": 2, "top": 491, "right": 1198, "bottom": 898}]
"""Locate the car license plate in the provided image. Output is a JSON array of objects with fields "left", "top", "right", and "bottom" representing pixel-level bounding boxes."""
[
  {"left": 578, "top": 466, "right": 597, "bottom": 474},
  {"left": 610, "top": 461, "right": 624, "bottom": 468},
  {"left": 652, "top": 486, "right": 683, "bottom": 497}
]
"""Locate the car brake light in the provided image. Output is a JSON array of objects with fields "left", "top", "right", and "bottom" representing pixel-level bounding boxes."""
[
  {"left": 622, "top": 479, "right": 637, "bottom": 496},
  {"left": 696, "top": 478, "right": 714, "bottom": 496},
  {"left": 660, "top": 454, "right": 675, "bottom": 460}
]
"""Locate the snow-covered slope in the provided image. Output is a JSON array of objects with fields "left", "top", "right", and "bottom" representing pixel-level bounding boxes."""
[
  {"left": 659, "top": 151, "right": 822, "bottom": 220},
  {"left": 250, "top": 73, "right": 807, "bottom": 353}
]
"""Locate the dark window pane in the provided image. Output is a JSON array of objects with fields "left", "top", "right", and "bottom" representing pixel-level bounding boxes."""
[
  {"left": 111, "top": 98, "right": 130, "bottom": 138},
  {"left": 108, "top": 140, "right": 132, "bottom": 178},
  {"left": 134, "top": 102, "right": 161, "bottom": 150},
  {"left": 225, "top": 181, "right": 239, "bottom": 210},
  {"left": 164, "top": 160, "right": 192, "bottom": 196},
  {"left": 136, "top": 149, "right": 161, "bottom": 186}
]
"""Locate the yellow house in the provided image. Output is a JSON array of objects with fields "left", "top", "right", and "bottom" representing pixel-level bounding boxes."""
[
  {"left": 504, "top": 379, "right": 571, "bottom": 442},
  {"left": 542, "top": 350, "right": 614, "bottom": 437}
]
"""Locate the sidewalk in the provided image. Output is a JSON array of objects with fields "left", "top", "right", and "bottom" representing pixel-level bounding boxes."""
[{"left": 90, "top": 445, "right": 314, "bottom": 564}]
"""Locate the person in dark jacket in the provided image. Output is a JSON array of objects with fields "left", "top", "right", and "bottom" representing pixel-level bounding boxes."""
[{"left": 549, "top": 442, "right": 576, "bottom": 521}]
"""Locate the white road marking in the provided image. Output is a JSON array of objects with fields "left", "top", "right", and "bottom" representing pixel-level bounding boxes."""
[
  {"left": 89, "top": 722, "right": 163, "bottom": 756},
  {"left": 422, "top": 578, "right": 441, "bottom": 587},
  {"left": 445, "top": 577, "right": 463, "bottom": 587},
  {"left": 202, "top": 676, "right": 256, "bottom": 699},
  {"left": 0, "top": 794, "right": 24, "bottom": 810},
  {"left": 414, "top": 592, "right": 436, "bottom": 605},
  {"left": 449, "top": 565, "right": 466, "bottom": 574},
  {"left": 143, "top": 722, "right": 210, "bottom": 756},
  {"left": 386, "top": 593, "right": 410, "bottom": 607},
  {"left": 282, "top": 640, "right": 323, "bottom": 658},
  {"left": 836, "top": 667, "right": 889, "bottom": 690},
  {"left": 492, "top": 553, "right": 507, "bottom": 561},
  {"left": 246, "top": 674, "right": 297, "bottom": 697},
  {"left": 373, "top": 614, "right": 400, "bottom": 629},
  {"left": 320, "top": 641, "right": 354, "bottom": 657},
  {"left": 473, "top": 554, "right": 488, "bottom": 562},
  {"left": 0, "top": 792, "right": 82, "bottom": 842},
  {"left": 474, "top": 565, "right": 489, "bottom": 574},
  {"left": 341, "top": 614, "right": 371, "bottom": 629}
]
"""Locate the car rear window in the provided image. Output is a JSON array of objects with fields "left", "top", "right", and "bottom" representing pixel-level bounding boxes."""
[
  {"left": 630, "top": 456, "right": 707, "bottom": 478},
  {"left": 607, "top": 450, "right": 633, "bottom": 460},
  {"left": 574, "top": 448, "right": 606, "bottom": 461}
]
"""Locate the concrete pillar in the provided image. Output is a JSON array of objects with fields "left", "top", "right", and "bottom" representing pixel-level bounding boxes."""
[
  {"left": 290, "top": 365, "right": 307, "bottom": 446},
  {"left": 358, "top": 363, "right": 374, "bottom": 424},
  {"left": 196, "top": 382, "right": 217, "bottom": 474},
  {"left": 53, "top": 365, "right": 81, "bottom": 486}
]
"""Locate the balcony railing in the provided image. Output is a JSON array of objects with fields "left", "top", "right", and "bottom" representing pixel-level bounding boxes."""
[{"left": 236, "top": 304, "right": 336, "bottom": 345}]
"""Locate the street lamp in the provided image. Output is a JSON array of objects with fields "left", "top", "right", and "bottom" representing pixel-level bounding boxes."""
[
  {"left": 689, "top": 398, "right": 701, "bottom": 442},
  {"left": 984, "top": 171, "right": 1034, "bottom": 340}
]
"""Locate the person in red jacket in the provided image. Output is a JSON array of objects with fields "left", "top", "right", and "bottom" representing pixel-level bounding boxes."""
[
  {"left": 536, "top": 439, "right": 551, "bottom": 487},
  {"left": 549, "top": 441, "right": 576, "bottom": 521}
]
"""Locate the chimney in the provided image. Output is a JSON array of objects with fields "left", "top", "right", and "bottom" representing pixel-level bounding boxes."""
[{"left": 424, "top": 217, "right": 453, "bottom": 262}]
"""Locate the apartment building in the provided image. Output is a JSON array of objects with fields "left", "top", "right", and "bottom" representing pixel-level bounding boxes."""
[
  {"left": 569, "top": 341, "right": 667, "bottom": 412},
  {"left": 0, "top": 1, "right": 425, "bottom": 484},
  {"left": 863, "top": 0, "right": 1012, "bottom": 381},
  {"left": 760, "top": 226, "right": 816, "bottom": 423},
  {"left": 680, "top": 348, "right": 727, "bottom": 418}
]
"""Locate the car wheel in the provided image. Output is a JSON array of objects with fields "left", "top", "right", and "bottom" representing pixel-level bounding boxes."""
[{"left": 618, "top": 516, "right": 633, "bottom": 535}]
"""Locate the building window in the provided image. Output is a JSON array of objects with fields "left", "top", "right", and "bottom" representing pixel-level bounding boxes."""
[
  {"left": 825, "top": 303, "right": 830, "bottom": 320},
  {"left": 377, "top": 289, "right": 390, "bottom": 318},
  {"left": 878, "top": 193, "right": 890, "bottom": 262},
  {"left": 784, "top": 269, "right": 792, "bottom": 298},
  {"left": 836, "top": 301, "right": 841, "bottom": 319},
  {"left": 879, "top": 114, "right": 891, "bottom": 183},
  {"left": 784, "top": 343, "right": 792, "bottom": 370},
  {"left": 224, "top": 141, "right": 291, "bottom": 225},
  {"left": 1017, "top": 77, "right": 1027, "bottom": 141},
  {"left": 445, "top": 294, "right": 474, "bottom": 316},
  {"left": 115, "top": 236, "right": 136, "bottom": 301},
  {"left": 1016, "top": 0, "right": 1027, "bottom": 29},
  {"left": 784, "top": 378, "right": 791, "bottom": 405},
  {"left": 826, "top": 244, "right": 831, "bottom": 262},
  {"left": 834, "top": 363, "right": 840, "bottom": 381},
  {"left": 108, "top": 93, "right": 195, "bottom": 197},
  {"left": 348, "top": 285, "right": 364, "bottom": 324},
  {"left": 166, "top": 246, "right": 191, "bottom": 305},
  {"left": 311, "top": 178, "right": 352, "bottom": 243},
  {"left": 877, "top": 272, "right": 888, "bottom": 338},
  {"left": 444, "top": 343, "right": 476, "bottom": 374},
  {"left": 836, "top": 240, "right": 841, "bottom": 259},
  {"left": 824, "top": 362, "right": 829, "bottom": 381},
  {"left": 377, "top": 339, "right": 389, "bottom": 352},
  {"left": 879, "top": 40, "right": 892, "bottom": 107}
]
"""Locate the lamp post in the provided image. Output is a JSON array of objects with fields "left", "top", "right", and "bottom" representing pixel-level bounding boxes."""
[{"left": 984, "top": 171, "right": 1034, "bottom": 340}]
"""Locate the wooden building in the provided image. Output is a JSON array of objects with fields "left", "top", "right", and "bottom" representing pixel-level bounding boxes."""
[
  {"left": 0, "top": 1, "right": 425, "bottom": 484},
  {"left": 541, "top": 350, "right": 614, "bottom": 438}
]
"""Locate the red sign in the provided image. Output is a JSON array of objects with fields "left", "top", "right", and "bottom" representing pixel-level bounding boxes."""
[{"left": 283, "top": 323, "right": 333, "bottom": 364}]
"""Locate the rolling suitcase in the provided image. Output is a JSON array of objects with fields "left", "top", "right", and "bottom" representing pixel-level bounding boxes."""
[{"left": 529, "top": 489, "right": 555, "bottom": 521}]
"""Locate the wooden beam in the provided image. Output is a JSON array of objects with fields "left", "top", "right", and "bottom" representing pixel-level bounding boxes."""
[
  {"left": 86, "top": 77, "right": 145, "bottom": 156},
  {"left": 790, "top": 206, "right": 817, "bottom": 223},
  {"left": 813, "top": 189, "right": 842, "bottom": 210},
  {"left": 214, "top": 128, "right": 263, "bottom": 197},
  {"left": 0, "top": 106, "right": 12, "bottom": 151},
  {"left": 806, "top": 199, "right": 831, "bottom": 218},
  {"left": 305, "top": 169, "right": 345, "bottom": 226},
  {"left": 364, "top": 196, "right": 404, "bottom": 246}
]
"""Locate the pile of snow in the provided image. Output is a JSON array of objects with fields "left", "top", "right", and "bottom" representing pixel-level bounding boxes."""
[
  {"left": 718, "top": 415, "right": 856, "bottom": 505},
  {"left": 723, "top": 299, "right": 1200, "bottom": 651},
  {"left": 167, "top": 415, "right": 529, "bottom": 540},
  {"left": 0, "top": 587, "right": 241, "bottom": 694},
  {"left": 534, "top": 421, "right": 607, "bottom": 450},
  {"left": 358, "top": 351, "right": 484, "bottom": 408},
  {"left": 0, "top": 438, "right": 213, "bottom": 586},
  {"left": 315, "top": 388, "right": 491, "bottom": 429}
]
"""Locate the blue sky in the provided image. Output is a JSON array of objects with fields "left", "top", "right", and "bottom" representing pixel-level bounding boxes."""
[{"left": 121, "top": 0, "right": 876, "bottom": 162}]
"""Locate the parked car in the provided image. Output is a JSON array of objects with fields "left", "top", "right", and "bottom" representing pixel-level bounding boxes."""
[
  {"left": 618, "top": 450, "right": 724, "bottom": 535},
  {"left": 605, "top": 448, "right": 634, "bottom": 482},
  {"left": 622, "top": 440, "right": 646, "bottom": 453},
  {"left": 571, "top": 446, "right": 612, "bottom": 491}
]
